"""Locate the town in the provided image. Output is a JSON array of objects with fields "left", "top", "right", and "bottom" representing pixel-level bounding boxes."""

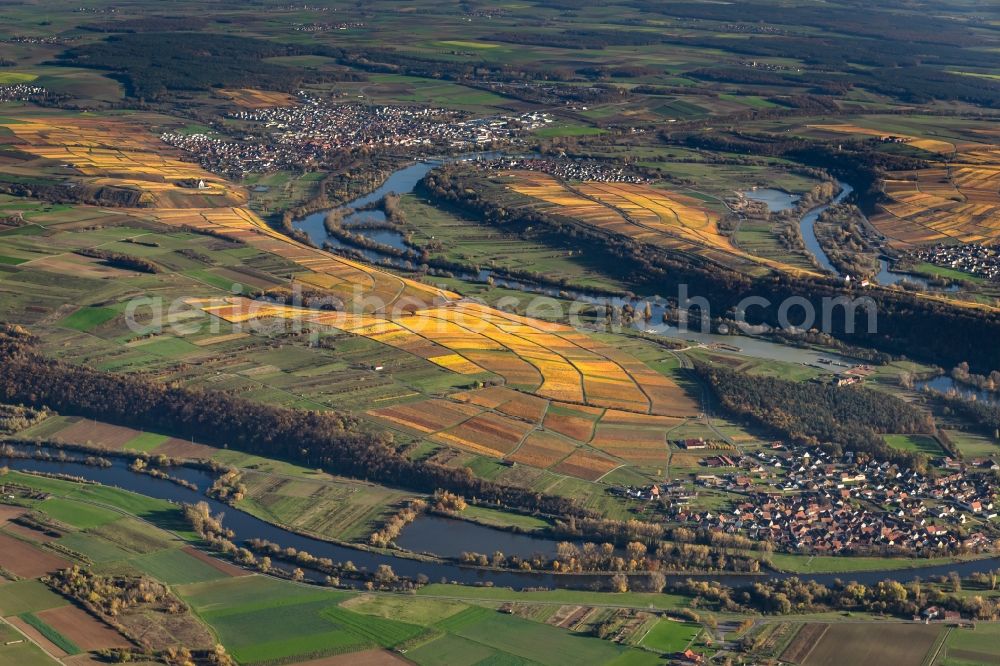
[{"left": 162, "top": 93, "right": 553, "bottom": 178}]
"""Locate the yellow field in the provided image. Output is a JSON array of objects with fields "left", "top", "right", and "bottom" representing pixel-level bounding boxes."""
[
  {"left": 0, "top": 116, "right": 245, "bottom": 207},
  {"left": 218, "top": 88, "right": 297, "bottom": 108},
  {"left": 148, "top": 207, "right": 452, "bottom": 308},
  {"left": 0, "top": 114, "right": 449, "bottom": 309},
  {"left": 2, "top": 108, "right": 707, "bottom": 476},
  {"left": 805, "top": 123, "right": 1000, "bottom": 247},
  {"left": 873, "top": 149, "right": 1000, "bottom": 247},
  {"left": 193, "top": 296, "right": 701, "bottom": 418},
  {"left": 504, "top": 171, "right": 817, "bottom": 276},
  {"left": 807, "top": 124, "right": 956, "bottom": 155}
]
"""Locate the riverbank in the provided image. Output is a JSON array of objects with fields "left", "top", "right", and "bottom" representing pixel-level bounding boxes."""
[{"left": 5, "top": 460, "right": 1000, "bottom": 591}]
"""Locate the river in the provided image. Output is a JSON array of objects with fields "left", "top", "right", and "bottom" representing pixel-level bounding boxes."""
[
  {"left": 4, "top": 451, "right": 1000, "bottom": 590},
  {"left": 916, "top": 375, "right": 1000, "bottom": 406},
  {"left": 293, "top": 169, "right": 863, "bottom": 372},
  {"left": 281, "top": 161, "right": 1000, "bottom": 586},
  {"left": 744, "top": 186, "right": 940, "bottom": 289}
]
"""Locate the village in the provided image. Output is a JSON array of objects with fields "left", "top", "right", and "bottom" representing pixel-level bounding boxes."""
[
  {"left": 162, "top": 93, "right": 553, "bottom": 178},
  {"left": 904, "top": 242, "right": 1000, "bottom": 282},
  {"left": 0, "top": 83, "right": 47, "bottom": 102},
  {"left": 613, "top": 440, "right": 999, "bottom": 560},
  {"left": 481, "top": 156, "right": 649, "bottom": 182}
]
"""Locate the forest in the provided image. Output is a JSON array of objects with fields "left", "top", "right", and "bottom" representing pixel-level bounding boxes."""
[
  {"left": 0, "top": 324, "right": 591, "bottom": 519},
  {"left": 694, "top": 363, "right": 934, "bottom": 469},
  {"left": 58, "top": 33, "right": 363, "bottom": 99},
  {"left": 75, "top": 247, "right": 162, "bottom": 274}
]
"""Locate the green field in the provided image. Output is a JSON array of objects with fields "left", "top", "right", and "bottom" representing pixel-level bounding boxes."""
[
  {"left": 0, "top": 72, "right": 37, "bottom": 84},
  {"left": 123, "top": 431, "right": 170, "bottom": 452},
  {"left": 639, "top": 619, "right": 701, "bottom": 653},
  {"left": 180, "top": 577, "right": 421, "bottom": 664},
  {"left": 0, "top": 621, "right": 59, "bottom": 666},
  {"left": 341, "top": 594, "right": 469, "bottom": 625},
  {"left": 458, "top": 505, "right": 552, "bottom": 532},
  {"left": 56, "top": 306, "right": 119, "bottom": 332},
  {"left": 55, "top": 531, "right": 133, "bottom": 563},
  {"left": 912, "top": 262, "right": 986, "bottom": 284},
  {"left": 436, "top": 40, "right": 500, "bottom": 49},
  {"left": 6, "top": 471, "right": 192, "bottom": 536},
  {"left": 0, "top": 581, "right": 67, "bottom": 616},
  {"left": 432, "top": 606, "right": 627, "bottom": 666},
  {"left": 131, "top": 548, "right": 231, "bottom": 585},
  {"left": 406, "top": 633, "right": 502, "bottom": 666},
  {"left": 884, "top": 434, "right": 945, "bottom": 457},
  {"left": 943, "top": 430, "right": 999, "bottom": 458},
  {"left": 38, "top": 497, "right": 122, "bottom": 529},
  {"left": 768, "top": 552, "right": 989, "bottom": 574},
  {"left": 18, "top": 612, "right": 80, "bottom": 655},
  {"left": 534, "top": 123, "right": 607, "bottom": 138},
  {"left": 940, "top": 623, "right": 1000, "bottom": 666}
]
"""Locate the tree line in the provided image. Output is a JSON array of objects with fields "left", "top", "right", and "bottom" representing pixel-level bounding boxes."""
[
  {"left": 677, "top": 572, "right": 1000, "bottom": 621},
  {"left": 75, "top": 247, "right": 161, "bottom": 274},
  {"left": 0, "top": 324, "right": 592, "bottom": 519}
]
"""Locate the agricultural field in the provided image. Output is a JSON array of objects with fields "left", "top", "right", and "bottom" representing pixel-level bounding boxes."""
[
  {"left": 179, "top": 581, "right": 417, "bottom": 665},
  {"left": 236, "top": 472, "right": 416, "bottom": 544},
  {"left": 501, "top": 170, "right": 817, "bottom": 276},
  {"left": 2, "top": 2, "right": 1000, "bottom": 662},
  {"left": 370, "top": 383, "right": 696, "bottom": 481},
  {"left": 11, "top": 414, "right": 429, "bottom": 545},
  {"left": 941, "top": 430, "right": 1000, "bottom": 458},
  {"left": 0, "top": 619, "right": 59, "bottom": 666},
  {"left": 806, "top": 120, "right": 1000, "bottom": 248},
  {"left": 0, "top": 113, "right": 246, "bottom": 208},
  {"left": 638, "top": 619, "right": 701, "bottom": 653},
  {"left": 218, "top": 88, "right": 299, "bottom": 108},
  {"left": 398, "top": 193, "right": 628, "bottom": 292},
  {"left": 0, "top": 483, "right": 225, "bottom": 658},
  {"left": 194, "top": 297, "right": 699, "bottom": 416},
  {"left": 0, "top": 110, "right": 448, "bottom": 311},
  {"left": 884, "top": 434, "right": 945, "bottom": 457},
  {"left": 0, "top": 469, "right": 685, "bottom": 664},
  {"left": 936, "top": 623, "right": 1000, "bottom": 665},
  {"left": 780, "top": 622, "right": 944, "bottom": 666}
]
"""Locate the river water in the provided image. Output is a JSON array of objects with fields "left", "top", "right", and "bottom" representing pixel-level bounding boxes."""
[
  {"left": 916, "top": 375, "right": 1000, "bottom": 406},
  {"left": 270, "top": 161, "right": 1000, "bottom": 586},
  {"left": 293, "top": 168, "right": 863, "bottom": 371},
  {"left": 744, "top": 186, "right": 842, "bottom": 275},
  {"left": 5, "top": 449, "right": 1000, "bottom": 590},
  {"left": 744, "top": 186, "right": 940, "bottom": 289}
]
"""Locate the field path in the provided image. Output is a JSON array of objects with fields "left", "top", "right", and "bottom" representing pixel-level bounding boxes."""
[{"left": 0, "top": 616, "right": 65, "bottom": 662}]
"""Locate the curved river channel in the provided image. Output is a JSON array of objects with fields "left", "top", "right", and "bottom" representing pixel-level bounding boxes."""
[
  {"left": 5, "top": 453, "right": 1000, "bottom": 590},
  {"left": 13, "top": 159, "right": 990, "bottom": 592},
  {"left": 743, "top": 186, "right": 943, "bottom": 289}
]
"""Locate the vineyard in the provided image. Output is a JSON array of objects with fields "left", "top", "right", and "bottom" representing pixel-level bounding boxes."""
[
  {"left": 876, "top": 155, "right": 1000, "bottom": 246},
  {"left": 0, "top": 114, "right": 450, "bottom": 310},
  {"left": 1, "top": 109, "right": 705, "bottom": 483},
  {"left": 0, "top": 115, "right": 245, "bottom": 207},
  {"left": 503, "top": 171, "right": 814, "bottom": 275},
  {"left": 807, "top": 123, "right": 1000, "bottom": 247}
]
